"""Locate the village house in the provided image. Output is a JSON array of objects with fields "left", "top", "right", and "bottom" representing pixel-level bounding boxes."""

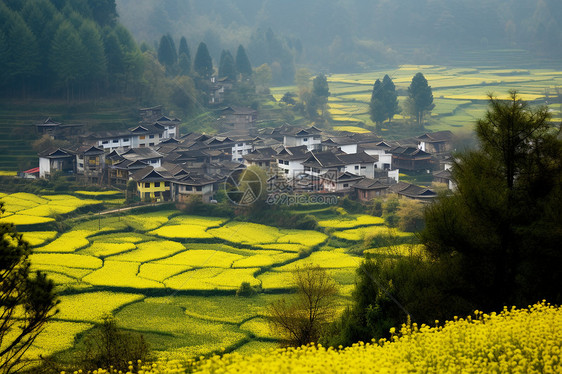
[
  {"left": 390, "top": 146, "right": 434, "bottom": 171},
  {"left": 33, "top": 106, "right": 453, "bottom": 204},
  {"left": 38, "top": 148, "right": 76, "bottom": 178},
  {"left": 353, "top": 177, "right": 397, "bottom": 201},
  {"left": 282, "top": 126, "right": 323, "bottom": 151},
  {"left": 219, "top": 106, "right": 257, "bottom": 132},
  {"left": 74, "top": 145, "right": 105, "bottom": 184},
  {"left": 388, "top": 181, "right": 437, "bottom": 201},
  {"left": 416, "top": 130, "right": 454, "bottom": 153}
]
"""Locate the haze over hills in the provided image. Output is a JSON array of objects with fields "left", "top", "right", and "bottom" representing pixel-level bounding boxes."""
[{"left": 117, "top": 0, "right": 562, "bottom": 72}]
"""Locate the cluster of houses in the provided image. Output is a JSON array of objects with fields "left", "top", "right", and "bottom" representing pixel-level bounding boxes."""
[{"left": 34, "top": 105, "right": 456, "bottom": 204}]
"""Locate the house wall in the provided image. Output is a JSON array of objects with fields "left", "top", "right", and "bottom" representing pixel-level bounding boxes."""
[
  {"left": 340, "top": 144, "right": 358, "bottom": 154},
  {"left": 364, "top": 149, "right": 393, "bottom": 170},
  {"left": 276, "top": 159, "right": 307, "bottom": 178},
  {"left": 344, "top": 163, "right": 375, "bottom": 178},
  {"left": 137, "top": 181, "right": 170, "bottom": 200},
  {"left": 98, "top": 136, "right": 133, "bottom": 150},
  {"left": 232, "top": 142, "right": 253, "bottom": 162},
  {"left": 283, "top": 136, "right": 321, "bottom": 151},
  {"left": 39, "top": 157, "right": 51, "bottom": 178}
]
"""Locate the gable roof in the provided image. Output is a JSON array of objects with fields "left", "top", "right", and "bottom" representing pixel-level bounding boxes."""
[
  {"left": 302, "top": 151, "right": 345, "bottom": 168},
  {"left": 337, "top": 151, "right": 378, "bottom": 164},
  {"left": 38, "top": 147, "right": 75, "bottom": 158},
  {"left": 390, "top": 146, "right": 432, "bottom": 157},
  {"left": 388, "top": 182, "right": 437, "bottom": 199},
  {"left": 417, "top": 130, "right": 454, "bottom": 142},
  {"left": 353, "top": 177, "right": 395, "bottom": 190}
]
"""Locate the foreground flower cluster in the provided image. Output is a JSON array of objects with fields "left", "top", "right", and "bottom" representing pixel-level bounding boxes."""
[{"left": 66, "top": 301, "right": 561, "bottom": 373}]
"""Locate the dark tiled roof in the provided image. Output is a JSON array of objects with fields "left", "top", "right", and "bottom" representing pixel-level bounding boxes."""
[
  {"left": 417, "top": 130, "right": 454, "bottom": 142},
  {"left": 353, "top": 177, "right": 395, "bottom": 190},
  {"left": 302, "top": 151, "right": 345, "bottom": 168},
  {"left": 388, "top": 182, "right": 436, "bottom": 198},
  {"left": 338, "top": 151, "right": 378, "bottom": 164}
]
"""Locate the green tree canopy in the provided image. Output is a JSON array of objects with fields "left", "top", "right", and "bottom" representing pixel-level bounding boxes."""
[
  {"left": 235, "top": 44, "right": 252, "bottom": 77},
  {"left": 157, "top": 33, "right": 176, "bottom": 69},
  {"left": 49, "top": 20, "right": 85, "bottom": 98},
  {"left": 193, "top": 41, "right": 213, "bottom": 79},
  {"left": 218, "top": 49, "right": 236, "bottom": 81},
  {"left": 78, "top": 20, "right": 107, "bottom": 83},
  {"left": 420, "top": 91, "right": 562, "bottom": 310},
  {"left": 407, "top": 72, "right": 434, "bottom": 126},
  {"left": 177, "top": 36, "right": 191, "bottom": 75},
  {"left": 370, "top": 79, "right": 386, "bottom": 127},
  {"left": 382, "top": 74, "right": 400, "bottom": 123}
]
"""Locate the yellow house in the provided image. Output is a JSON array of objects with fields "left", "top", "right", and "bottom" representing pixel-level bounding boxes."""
[{"left": 132, "top": 166, "right": 171, "bottom": 201}]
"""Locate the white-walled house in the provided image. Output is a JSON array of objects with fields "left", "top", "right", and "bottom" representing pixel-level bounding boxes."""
[
  {"left": 282, "top": 126, "right": 322, "bottom": 151},
  {"left": 275, "top": 146, "right": 310, "bottom": 178},
  {"left": 38, "top": 148, "right": 75, "bottom": 178}
]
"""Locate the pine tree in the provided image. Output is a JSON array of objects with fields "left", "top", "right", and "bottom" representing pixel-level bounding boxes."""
[
  {"left": 78, "top": 20, "right": 107, "bottom": 90},
  {"left": 370, "top": 79, "right": 386, "bottom": 127},
  {"left": 407, "top": 72, "right": 434, "bottom": 126},
  {"left": 157, "top": 34, "right": 174, "bottom": 68},
  {"left": 218, "top": 50, "right": 236, "bottom": 80},
  {"left": 178, "top": 36, "right": 191, "bottom": 75},
  {"left": 178, "top": 36, "right": 191, "bottom": 62},
  {"left": 381, "top": 74, "right": 400, "bottom": 123},
  {"left": 3, "top": 10, "right": 40, "bottom": 93},
  {"left": 235, "top": 44, "right": 252, "bottom": 77},
  {"left": 420, "top": 91, "right": 562, "bottom": 310},
  {"left": 194, "top": 42, "right": 213, "bottom": 79},
  {"left": 49, "top": 20, "right": 85, "bottom": 100}
]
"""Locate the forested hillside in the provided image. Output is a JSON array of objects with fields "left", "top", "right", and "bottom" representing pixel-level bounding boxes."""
[
  {"left": 117, "top": 0, "right": 562, "bottom": 72},
  {"left": 0, "top": 0, "right": 143, "bottom": 100}
]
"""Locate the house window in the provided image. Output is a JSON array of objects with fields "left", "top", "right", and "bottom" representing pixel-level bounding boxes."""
[
  {"left": 123, "top": 138, "right": 130, "bottom": 142},
  {"left": 196, "top": 186, "right": 202, "bottom": 192},
  {"left": 140, "top": 144, "right": 145, "bottom": 148},
  {"left": 149, "top": 143, "right": 154, "bottom": 146},
  {"left": 149, "top": 135, "right": 155, "bottom": 139},
  {"left": 303, "top": 138, "right": 308, "bottom": 142},
  {"left": 145, "top": 183, "right": 150, "bottom": 188},
  {"left": 164, "top": 182, "right": 170, "bottom": 187},
  {"left": 284, "top": 161, "right": 289, "bottom": 165},
  {"left": 102, "top": 141, "right": 108, "bottom": 144},
  {"left": 355, "top": 165, "right": 359, "bottom": 170},
  {"left": 139, "top": 135, "right": 145, "bottom": 140},
  {"left": 285, "top": 169, "right": 289, "bottom": 174},
  {"left": 158, "top": 134, "right": 162, "bottom": 138},
  {"left": 113, "top": 139, "right": 119, "bottom": 143},
  {"left": 186, "top": 186, "right": 193, "bottom": 191},
  {"left": 79, "top": 163, "right": 84, "bottom": 168},
  {"left": 343, "top": 183, "right": 349, "bottom": 188},
  {"left": 154, "top": 182, "right": 160, "bottom": 187}
]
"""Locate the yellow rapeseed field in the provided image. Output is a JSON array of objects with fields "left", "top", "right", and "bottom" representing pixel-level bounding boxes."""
[{"left": 74, "top": 301, "right": 560, "bottom": 373}]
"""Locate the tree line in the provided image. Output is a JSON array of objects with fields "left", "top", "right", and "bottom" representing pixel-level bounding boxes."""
[{"left": 0, "top": 0, "right": 144, "bottom": 100}]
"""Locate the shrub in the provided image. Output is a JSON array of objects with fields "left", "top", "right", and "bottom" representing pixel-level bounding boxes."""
[{"left": 236, "top": 281, "right": 260, "bottom": 297}]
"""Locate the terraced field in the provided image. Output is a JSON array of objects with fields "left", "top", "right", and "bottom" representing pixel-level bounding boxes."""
[
  {"left": 271, "top": 63, "right": 562, "bottom": 136},
  {"left": 0, "top": 100, "right": 137, "bottom": 171},
  {"left": 0, "top": 191, "right": 414, "bottom": 364}
]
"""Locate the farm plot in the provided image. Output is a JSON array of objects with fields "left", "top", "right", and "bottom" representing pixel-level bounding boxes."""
[
  {"left": 15, "top": 191, "right": 398, "bottom": 361},
  {"left": 324, "top": 65, "right": 562, "bottom": 135},
  {"left": 0, "top": 193, "right": 101, "bottom": 227}
]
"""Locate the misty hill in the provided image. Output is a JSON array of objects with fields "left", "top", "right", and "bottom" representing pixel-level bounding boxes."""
[{"left": 117, "top": 0, "right": 562, "bottom": 72}]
